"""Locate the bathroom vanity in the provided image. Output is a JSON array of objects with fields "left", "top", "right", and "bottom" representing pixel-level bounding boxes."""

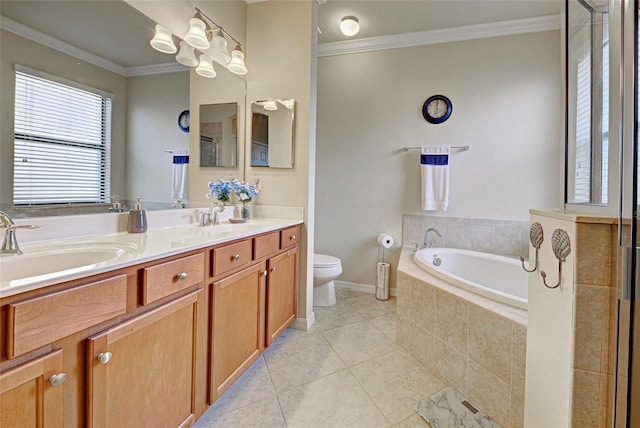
[{"left": 0, "top": 217, "right": 300, "bottom": 426}]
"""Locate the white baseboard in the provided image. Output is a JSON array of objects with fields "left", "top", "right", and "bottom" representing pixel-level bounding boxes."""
[
  {"left": 291, "top": 312, "right": 316, "bottom": 331},
  {"left": 335, "top": 280, "right": 397, "bottom": 297}
]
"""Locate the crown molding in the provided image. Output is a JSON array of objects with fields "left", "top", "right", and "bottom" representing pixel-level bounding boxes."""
[
  {"left": 318, "top": 14, "right": 561, "bottom": 57},
  {"left": 126, "top": 63, "right": 187, "bottom": 77},
  {"left": 0, "top": 15, "right": 127, "bottom": 76}
]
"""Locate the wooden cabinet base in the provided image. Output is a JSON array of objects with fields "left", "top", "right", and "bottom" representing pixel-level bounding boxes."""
[{"left": 0, "top": 349, "right": 64, "bottom": 428}]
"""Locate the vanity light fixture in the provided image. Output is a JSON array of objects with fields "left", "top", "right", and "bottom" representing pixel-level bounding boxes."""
[
  {"left": 277, "top": 99, "right": 295, "bottom": 109},
  {"left": 340, "top": 16, "right": 359, "bottom": 37},
  {"left": 149, "top": 24, "right": 177, "bottom": 54},
  {"left": 175, "top": 41, "right": 199, "bottom": 67},
  {"left": 195, "top": 54, "right": 216, "bottom": 78},
  {"left": 149, "top": 7, "right": 247, "bottom": 77},
  {"left": 263, "top": 100, "right": 278, "bottom": 111}
]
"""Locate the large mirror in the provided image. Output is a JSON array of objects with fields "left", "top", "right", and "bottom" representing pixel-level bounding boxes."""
[
  {"left": 250, "top": 99, "right": 295, "bottom": 168},
  {"left": 565, "top": 0, "right": 610, "bottom": 206},
  {"left": 0, "top": 0, "right": 246, "bottom": 217},
  {"left": 199, "top": 103, "right": 238, "bottom": 167}
]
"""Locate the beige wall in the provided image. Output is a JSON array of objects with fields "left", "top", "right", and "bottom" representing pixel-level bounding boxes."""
[
  {"left": 126, "top": 72, "right": 189, "bottom": 204},
  {"left": 316, "top": 30, "right": 563, "bottom": 287},
  {"left": 0, "top": 29, "right": 127, "bottom": 210},
  {"left": 246, "top": 0, "right": 316, "bottom": 322}
]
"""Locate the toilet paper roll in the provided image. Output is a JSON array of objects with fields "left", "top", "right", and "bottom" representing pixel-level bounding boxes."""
[{"left": 377, "top": 233, "right": 394, "bottom": 249}]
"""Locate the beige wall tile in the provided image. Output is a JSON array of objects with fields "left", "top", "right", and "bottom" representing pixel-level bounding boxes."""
[
  {"left": 575, "top": 223, "right": 612, "bottom": 287},
  {"left": 433, "top": 338, "right": 468, "bottom": 396},
  {"left": 574, "top": 284, "right": 608, "bottom": 372},
  {"left": 410, "top": 280, "right": 436, "bottom": 333},
  {"left": 601, "top": 373, "right": 613, "bottom": 428},
  {"left": 512, "top": 323, "right": 527, "bottom": 394},
  {"left": 510, "top": 387, "right": 525, "bottom": 428},
  {"left": 572, "top": 369, "right": 601, "bottom": 427},
  {"left": 468, "top": 304, "right": 513, "bottom": 383},
  {"left": 468, "top": 360, "right": 511, "bottom": 426},
  {"left": 396, "top": 314, "right": 411, "bottom": 351},
  {"left": 408, "top": 321, "right": 436, "bottom": 373},
  {"left": 397, "top": 272, "right": 413, "bottom": 318},
  {"left": 435, "top": 289, "right": 469, "bottom": 354}
]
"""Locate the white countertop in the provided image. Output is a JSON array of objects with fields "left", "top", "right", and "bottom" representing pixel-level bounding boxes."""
[{"left": 1, "top": 208, "right": 303, "bottom": 298}]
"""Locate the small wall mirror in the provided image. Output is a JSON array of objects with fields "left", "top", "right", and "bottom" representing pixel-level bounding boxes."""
[
  {"left": 250, "top": 99, "right": 295, "bottom": 168},
  {"left": 199, "top": 103, "right": 238, "bottom": 167}
]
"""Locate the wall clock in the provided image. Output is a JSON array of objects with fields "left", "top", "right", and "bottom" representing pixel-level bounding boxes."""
[
  {"left": 422, "top": 95, "right": 452, "bottom": 124},
  {"left": 178, "top": 110, "right": 190, "bottom": 133}
]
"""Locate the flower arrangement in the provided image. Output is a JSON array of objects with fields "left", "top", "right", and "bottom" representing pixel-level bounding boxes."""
[
  {"left": 206, "top": 179, "right": 259, "bottom": 204},
  {"left": 207, "top": 179, "right": 232, "bottom": 203},
  {"left": 231, "top": 179, "right": 259, "bottom": 203}
]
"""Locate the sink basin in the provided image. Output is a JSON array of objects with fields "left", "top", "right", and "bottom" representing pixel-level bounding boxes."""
[{"left": 0, "top": 242, "right": 137, "bottom": 284}]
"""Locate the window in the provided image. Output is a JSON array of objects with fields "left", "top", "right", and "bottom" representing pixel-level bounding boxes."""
[{"left": 13, "top": 68, "right": 112, "bottom": 206}]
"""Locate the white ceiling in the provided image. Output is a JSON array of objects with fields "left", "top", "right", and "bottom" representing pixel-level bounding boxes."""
[
  {"left": 317, "top": 0, "right": 563, "bottom": 44},
  {"left": 0, "top": 0, "right": 564, "bottom": 70}
]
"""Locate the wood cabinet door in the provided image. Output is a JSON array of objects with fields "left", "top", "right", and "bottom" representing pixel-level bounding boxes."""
[
  {"left": 265, "top": 248, "right": 298, "bottom": 347},
  {"left": 86, "top": 290, "right": 201, "bottom": 428},
  {"left": 0, "top": 349, "right": 64, "bottom": 428},
  {"left": 210, "top": 262, "right": 266, "bottom": 402}
]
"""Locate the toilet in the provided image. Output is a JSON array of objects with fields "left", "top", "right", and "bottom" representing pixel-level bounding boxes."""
[{"left": 313, "top": 253, "right": 342, "bottom": 307}]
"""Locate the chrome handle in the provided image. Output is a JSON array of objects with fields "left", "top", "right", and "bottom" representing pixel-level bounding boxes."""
[
  {"left": 177, "top": 272, "right": 188, "bottom": 281},
  {"left": 271, "top": 266, "right": 277, "bottom": 272},
  {"left": 232, "top": 254, "right": 240, "bottom": 261},
  {"left": 49, "top": 373, "right": 67, "bottom": 387},
  {"left": 97, "top": 352, "right": 112, "bottom": 365},
  {"left": 290, "top": 235, "right": 296, "bottom": 240}
]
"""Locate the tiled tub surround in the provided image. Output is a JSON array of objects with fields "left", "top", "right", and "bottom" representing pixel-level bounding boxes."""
[
  {"left": 397, "top": 249, "right": 527, "bottom": 427},
  {"left": 403, "top": 215, "right": 530, "bottom": 258}
]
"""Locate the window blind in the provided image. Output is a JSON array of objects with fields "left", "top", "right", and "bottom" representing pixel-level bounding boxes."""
[{"left": 13, "top": 70, "right": 112, "bottom": 206}]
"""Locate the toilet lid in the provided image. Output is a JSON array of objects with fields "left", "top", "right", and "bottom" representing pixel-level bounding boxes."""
[{"left": 314, "top": 254, "right": 341, "bottom": 268}]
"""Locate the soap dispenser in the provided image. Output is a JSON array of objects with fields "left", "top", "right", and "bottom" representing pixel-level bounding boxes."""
[{"left": 127, "top": 197, "right": 147, "bottom": 233}]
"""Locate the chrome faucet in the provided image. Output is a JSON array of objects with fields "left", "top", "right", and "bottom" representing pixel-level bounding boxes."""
[
  {"left": 422, "top": 228, "right": 441, "bottom": 249},
  {"left": 199, "top": 203, "right": 225, "bottom": 227},
  {"left": 171, "top": 200, "right": 187, "bottom": 209},
  {"left": 0, "top": 210, "right": 39, "bottom": 255}
]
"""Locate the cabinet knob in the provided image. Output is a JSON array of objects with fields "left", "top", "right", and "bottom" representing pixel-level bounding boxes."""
[
  {"left": 290, "top": 235, "right": 296, "bottom": 240},
  {"left": 271, "top": 266, "right": 277, "bottom": 272},
  {"left": 262, "top": 270, "right": 268, "bottom": 277},
  {"left": 49, "top": 373, "right": 67, "bottom": 388},
  {"left": 232, "top": 254, "right": 240, "bottom": 261},
  {"left": 97, "top": 352, "right": 113, "bottom": 365},
  {"left": 177, "top": 272, "right": 188, "bottom": 281}
]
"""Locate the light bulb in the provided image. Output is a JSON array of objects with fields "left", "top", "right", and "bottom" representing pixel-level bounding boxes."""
[
  {"left": 228, "top": 45, "right": 248, "bottom": 75},
  {"left": 175, "top": 41, "right": 198, "bottom": 67},
  {"left": 196, "top": 55, "right": 216, "bottom": 78},
  {"left": 184, "top": 17, "right": 210, "bottom": 50},
  {"left": 209, "top": 30, "right": 231, "bottom": 65}
]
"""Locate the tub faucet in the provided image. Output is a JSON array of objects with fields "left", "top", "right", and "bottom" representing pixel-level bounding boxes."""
[
  {"left": 0, "top": 210, "right": 39, "bottom": 255},
  {"left": 422, "top": 228, "right": 441, "bottom": 249}
]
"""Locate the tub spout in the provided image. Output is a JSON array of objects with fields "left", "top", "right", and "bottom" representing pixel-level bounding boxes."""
[{"left": 422, "top": 228, "right": 441, "bottom": 249}]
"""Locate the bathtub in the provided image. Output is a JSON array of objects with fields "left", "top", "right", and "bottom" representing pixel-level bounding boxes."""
[{"left": 413, "top": 248, "right": 528, "bottom": 310}]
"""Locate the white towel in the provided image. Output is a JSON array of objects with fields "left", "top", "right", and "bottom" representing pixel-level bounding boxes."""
[
  {"left": 421, "top": 145, "right": 450, "bottom": 211},
  {"left": 171, "top": 148, "right": 189, "bottom": 200}
]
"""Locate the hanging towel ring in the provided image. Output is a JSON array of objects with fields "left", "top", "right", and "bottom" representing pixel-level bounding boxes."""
[
  {"left": 520, "top": 222, "right": 544, "bottom": 273},
  {"left": 540, "top": 228, "right": 571, "bottom": 289}
]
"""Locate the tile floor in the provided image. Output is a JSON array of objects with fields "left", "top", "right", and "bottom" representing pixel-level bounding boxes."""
[{"left": 193, "top": 288, "right": 446, "bottom": 428}]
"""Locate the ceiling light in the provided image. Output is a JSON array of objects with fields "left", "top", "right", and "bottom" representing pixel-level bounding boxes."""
[
  {"left": 196, "top": 55, "right": 216, "bottom": 78},
  {"left": 228, "top": 44, "right": 248, "bottom": 75},
  {"left": 340, "top": 16, "right": 359, "bottom": 37},
  {"left": 175, "top": 41, "right": 198, "bottom": 67},
  {"left": 150, "top": 24, "right": 177, "bottom": 54},
  {"left": 184, "top": 16, "right": 210, "bottom": 50}
]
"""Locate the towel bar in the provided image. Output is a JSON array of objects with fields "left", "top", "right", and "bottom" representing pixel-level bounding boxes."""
[{"left": 403, "top": 146, "right": 470, "bottom": 151}]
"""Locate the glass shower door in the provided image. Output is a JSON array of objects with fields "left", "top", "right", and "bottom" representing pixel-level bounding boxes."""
[{"left": 614, "top": 0, "right": 639, "bottom": 425}]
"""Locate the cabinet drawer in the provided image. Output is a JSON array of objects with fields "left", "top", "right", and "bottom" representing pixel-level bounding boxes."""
[
  {"left": 7, "top": 275, "right": 127, "bottom": 358},
  {"left": 142, "top": 253, "right": 204, "bottom": 305},
  {"left": 253, "top": 232, "right": 280, "bottom": 260},
  {"left": 212, "top": 240, "right": 252, "bottom": 277},
  {"left": 280, "top": 226, "right": 300, "bottom": 249}
]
